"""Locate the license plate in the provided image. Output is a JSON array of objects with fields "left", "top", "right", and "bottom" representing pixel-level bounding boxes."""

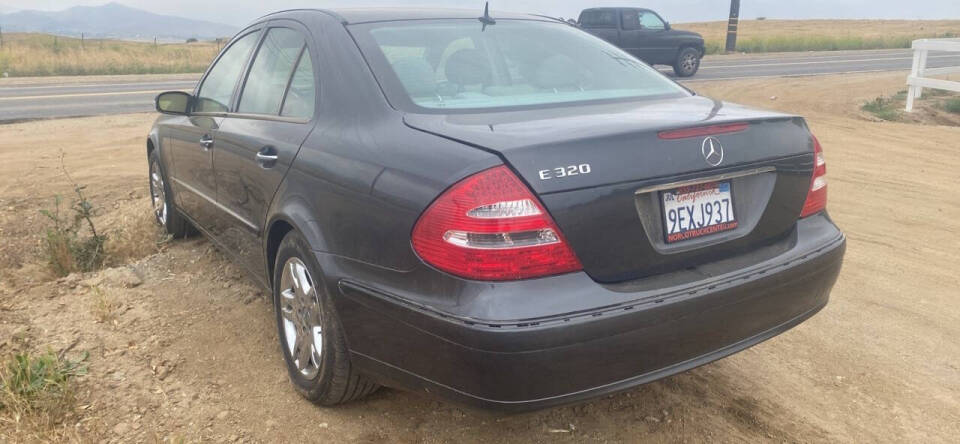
[{"left": 661, "top": 181, "right": 738, "bottom": 243}]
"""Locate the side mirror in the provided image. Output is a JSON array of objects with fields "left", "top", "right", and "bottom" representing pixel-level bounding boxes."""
[
  {"left": 664, "top": 22, "right": 672, "bottom": 30},
  {"left": 156, "top": 91, "right": 192, "bottom": 115}
]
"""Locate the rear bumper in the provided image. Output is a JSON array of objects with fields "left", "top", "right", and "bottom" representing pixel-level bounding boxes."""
[{"left": 327, "top": 215, "right": 845, "bottom": 410}]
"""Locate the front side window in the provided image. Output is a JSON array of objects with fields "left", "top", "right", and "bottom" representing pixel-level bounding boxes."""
[
  {"left": 639, "top": 12, "right": 666, "bottom": 30},
  {"left": 238, "top": 28, "right": 307, "bottom": 115},
  {"left": 196, "top": 31, "right": 260, "bottom": 113},
  {"left": 352, "top": 20, "right": 688, "bottom": 112}
]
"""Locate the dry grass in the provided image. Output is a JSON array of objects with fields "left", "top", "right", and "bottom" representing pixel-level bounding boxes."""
[
  {"left": 679, "top": 20, "right": 960, "bottom": 54},
  {"left": 3, "top": 20, "right": 959, "bottom": 76},
  {"left": 103, "top": 198, "right": 172, "bottom": 267},
  {"left": 90, "top": 287, "right": 122, "bottom": 325},
  {"left": 0, "top": 33, "right": 219, "bottom": 77}
]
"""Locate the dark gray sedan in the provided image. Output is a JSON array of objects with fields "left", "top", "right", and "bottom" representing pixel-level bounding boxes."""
[{"left": 148, "top": 8, "right": 844, "bottom": 410}]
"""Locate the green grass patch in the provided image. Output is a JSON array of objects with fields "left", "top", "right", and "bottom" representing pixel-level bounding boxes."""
[
  {"left": 862, "top": 96, "right": 902, "bottom": 121},
  {"left": 0, "top": 351, "right": 87, "bottom": 424},
  {"left": 942, "top": 98, "right": 960, "bottom": 114}
]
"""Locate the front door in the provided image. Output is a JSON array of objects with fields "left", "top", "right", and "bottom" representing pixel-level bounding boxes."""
[
  {"left": 165, "top": 115, "right": 221, "bottom": 230},
  {"left": 620, "top": 9, "right": 672, "bottom": 64},
  {"left": 169, "top": 29, "right": 262, "bottom": 230},
  {"left": 213, "top": 23, "right": 318, "bottom": 277}
]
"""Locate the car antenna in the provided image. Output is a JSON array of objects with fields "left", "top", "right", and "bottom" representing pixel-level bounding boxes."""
[{"left": 478, "top": 2, "right": 496, "bottom": 31}]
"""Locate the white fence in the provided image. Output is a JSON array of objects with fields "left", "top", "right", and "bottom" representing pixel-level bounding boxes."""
[{"left": 906, "top": 38, "right": 960, "bottom": 112}]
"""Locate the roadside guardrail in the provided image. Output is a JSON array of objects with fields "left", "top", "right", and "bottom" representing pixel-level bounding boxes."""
[{"left": 906, "top": 38, "right": 960, "bottom": 111}]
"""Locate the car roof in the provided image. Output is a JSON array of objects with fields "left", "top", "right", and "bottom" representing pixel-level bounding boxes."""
[{"left": 260, "top": 8, "right": 548, "bottom": 25}]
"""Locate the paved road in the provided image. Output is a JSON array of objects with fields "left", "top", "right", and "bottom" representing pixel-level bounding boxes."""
[
  {"left": 685, "top": 48, "right": 960, "bottom": 81},
  {"left": 1, "top": 48, "right": 959, "bottom": 122},
  {"left": 0, "top": 78, "right": 199, "bottom": 122}
]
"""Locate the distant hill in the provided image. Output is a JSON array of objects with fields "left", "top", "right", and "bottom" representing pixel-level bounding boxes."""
[{"left": 0, "top": 2, "right": 237, "bottom": 40}]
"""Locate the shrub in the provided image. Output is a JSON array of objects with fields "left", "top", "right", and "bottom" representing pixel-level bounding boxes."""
[{"left": 40, "top": 156, "right": 107, "bottom": 277}]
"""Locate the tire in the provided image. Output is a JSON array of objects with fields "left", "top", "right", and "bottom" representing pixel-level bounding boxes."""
[
  {"left": 148, "top": 149, "right": 192, "bottom": 238},
  {"left": 673, "top": 47, "right": 701, "bottom": 78},
  {"left": 272, "top": 231, "right": 379, "bottom": 405}
]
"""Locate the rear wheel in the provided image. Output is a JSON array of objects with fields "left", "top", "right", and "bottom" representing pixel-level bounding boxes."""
[
  {"left": 673, "top": 47, "right": 701, "bottom": 77},
  {"left": 148, "top": 150, "right": 192, "bottom": 238},
  {"left": 273, "top": 231, "right": 379, "bottom": 405}
]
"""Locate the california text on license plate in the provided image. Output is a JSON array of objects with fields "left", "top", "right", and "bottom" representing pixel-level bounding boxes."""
[{"left": 661, "top": 181, "right": 738, "bottom": 243}]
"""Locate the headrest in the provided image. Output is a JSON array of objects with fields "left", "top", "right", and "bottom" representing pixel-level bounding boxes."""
[
  {"left": 535, "top": 54, "right": 581, "bottom": 89},
  {"left": 444, "top": 49, "right": 492, "bottom": 86},
  {"left": 391, "top": 57, "right": 436, "bottom": 96}
]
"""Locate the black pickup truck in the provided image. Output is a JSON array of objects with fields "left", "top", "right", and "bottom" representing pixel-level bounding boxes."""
[{"left": 578, "top": 7, "right": 705, "bottom": 77}]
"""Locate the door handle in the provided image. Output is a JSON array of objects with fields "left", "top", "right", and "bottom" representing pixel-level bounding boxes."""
[
  {"left": 256, "top": 147, "right": 278, "bottom": 168},
  {"left": 199, "top": 135, "right": 214, "bottom": 150}
]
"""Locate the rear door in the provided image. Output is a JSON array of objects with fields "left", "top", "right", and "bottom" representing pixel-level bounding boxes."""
[
  {"left": 212, "top": 22, "right": 318, "bottom": 277},
  {"left": 578, "top": 9, "right": 620, "bottom": 46},
  {"left": 618, "top": 9, "right": 646, "bottom": 60},
  {"left": 167, "top": 29, "right": 261, "bottom": 230}
]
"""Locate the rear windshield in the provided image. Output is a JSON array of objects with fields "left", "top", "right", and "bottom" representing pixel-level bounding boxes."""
[{"left": 350, "top": 19, "right": 688, "bottom": 113}]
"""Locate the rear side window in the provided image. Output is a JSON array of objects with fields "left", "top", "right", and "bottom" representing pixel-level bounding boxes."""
[
  {"left": 579, "top": 10, "right": 617, "bottom": 28},
  {"left": 238, "top": 28, "right": 307, "bottom": 115},
  {"left": 280, "top": 51, "right": 316, "bottom": 119},
  {"left": 195, "top": 31, "right": 260, "bottom": 113}
]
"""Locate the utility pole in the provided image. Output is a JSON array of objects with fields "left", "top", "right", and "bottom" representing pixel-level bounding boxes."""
[
  {"left": 0, "top": 24, "right": 4, "bottom": 49},
  {"left": 81, "top": 32, "right": 84, "bottom": 49},
  {"left": 725, "top": 0, "right": 741, "bottom": 53}
]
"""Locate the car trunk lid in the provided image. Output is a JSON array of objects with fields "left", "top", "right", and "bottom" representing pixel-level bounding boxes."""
[{"left": 404, "top": 96, "right": 816, "bottom": 283}]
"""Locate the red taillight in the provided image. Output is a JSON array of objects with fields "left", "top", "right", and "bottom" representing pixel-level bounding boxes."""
[
  {"left": 657, "top": 122, "right": 749, "bottom": 140},
  {"left": 411, "top": 166, "right": 582, "bottom": 281},
  {"left": 800, "top": 135, "right": 828, "bottom": 218}
]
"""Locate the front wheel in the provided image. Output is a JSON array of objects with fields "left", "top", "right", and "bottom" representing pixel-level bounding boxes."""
[
  {"left": 273, "top": 231, "right": 379, "bottom": 405},
  {"left": 148, "top": 150, "right": 192, "bottom": 238},
  {"left": 673, "top": 47, "right": 702, "bottom": 77}
]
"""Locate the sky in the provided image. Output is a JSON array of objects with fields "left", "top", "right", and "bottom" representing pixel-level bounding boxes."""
[{"left": 1, "top": 0, "right": 958, "bottom": 25}]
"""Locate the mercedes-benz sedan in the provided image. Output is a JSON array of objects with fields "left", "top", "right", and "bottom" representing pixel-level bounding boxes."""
[{"left": 148, "top": 8, "right": 845, "bottom": 410}]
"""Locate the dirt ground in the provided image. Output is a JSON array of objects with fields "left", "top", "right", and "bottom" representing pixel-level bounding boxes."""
[{"left": 1, "top": 71, "right": 958, "bottom": 443}]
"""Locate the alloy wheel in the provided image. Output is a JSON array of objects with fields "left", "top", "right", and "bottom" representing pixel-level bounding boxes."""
[
  {"left": 681, "top": 53, "right": 698, "bottom": 73},
  {"left": 279, "top": 257, "right": 324, "bottom": 379},
  {"left": 150, "top": 161, "right": 167, "bottom": 226}
]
